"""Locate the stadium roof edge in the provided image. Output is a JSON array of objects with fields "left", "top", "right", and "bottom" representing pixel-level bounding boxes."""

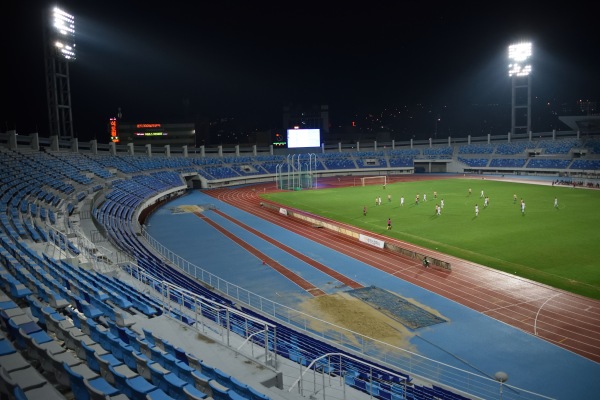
[{"left": 558, "top": 115, "right": 600, "bottom": 133}]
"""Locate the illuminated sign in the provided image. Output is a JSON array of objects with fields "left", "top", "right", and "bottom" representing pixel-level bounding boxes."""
[
  {"left": 273, "top": 132, "right": 286, "bottom": 147},
  {"left": 116, "top": 121, "right": 193, "bottom": 145},
  {"left": 136, "top": 123, "right": 161, "bottom": 128},
  {"left": 134, "top": 132, "right": 168, "bottom": 136},
  {"left": 109, "top": 117, "right": 119, "bottom": 143}
]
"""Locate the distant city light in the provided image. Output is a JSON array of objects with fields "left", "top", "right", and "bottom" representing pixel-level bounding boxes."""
[
  {"left": 507, "top": 42, "right": 531, "bottom": 77},
  {"left": 52, "top": 7, "right": 76, "bottom": 60}
]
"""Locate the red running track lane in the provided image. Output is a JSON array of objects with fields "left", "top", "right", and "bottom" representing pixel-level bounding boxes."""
[
  {"left": 204, "top": 177, "right": 600, "bottom": 363},
  {"left": 211, "top": 208, "right": 363, "bottom": 290},
  {"left": 192, "top": 211, "right": 326, "bottom": 296}
]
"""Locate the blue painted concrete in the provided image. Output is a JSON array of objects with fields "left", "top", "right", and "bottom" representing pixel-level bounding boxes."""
[{"left": 146, "top": 190, "right": 600, "bottom": 399}]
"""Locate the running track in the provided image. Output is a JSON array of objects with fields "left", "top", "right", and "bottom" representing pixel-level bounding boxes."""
[{"left": 204, "top": 176, "right": 600, "bottom": 364}]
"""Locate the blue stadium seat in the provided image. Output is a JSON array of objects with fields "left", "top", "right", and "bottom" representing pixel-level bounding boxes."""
[
  {"left": 125, "top": 373, "right": 160, "bottom": 400},
  {"left": 208, "top": 379, "right": 230, "bottom": 400},
  {"left": 183, "top": 384, "right": 209, "bottom": 399}
]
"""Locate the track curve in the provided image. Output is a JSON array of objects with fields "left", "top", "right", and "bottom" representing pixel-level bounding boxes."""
[{"left": 204, "top": 177, "right": 600, "bottom": 363}]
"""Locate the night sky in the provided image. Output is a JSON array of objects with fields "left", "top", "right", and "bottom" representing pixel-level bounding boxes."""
[{"left": 4, "top": 1, "right": 600, "bottom": 142}]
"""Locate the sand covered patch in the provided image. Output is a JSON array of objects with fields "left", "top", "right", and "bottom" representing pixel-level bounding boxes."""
[
  {"left": 298, "top": 291, "right": 416, "bottom": 350},
  {"left": 172, "top": 205, "right": 205, "bottom": 214}
]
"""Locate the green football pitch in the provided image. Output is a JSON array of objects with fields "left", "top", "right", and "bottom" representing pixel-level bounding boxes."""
[{"left": 261, "top": 178, "right": 600, "bottom": 300}]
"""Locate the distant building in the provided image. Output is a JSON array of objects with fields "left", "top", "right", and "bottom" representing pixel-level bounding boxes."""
[
  {"left": 207, "top": 117, "right": 269, "bottom": 146},
  {"left": 283, "top": 104, "right": 329, "bottom": 136}
]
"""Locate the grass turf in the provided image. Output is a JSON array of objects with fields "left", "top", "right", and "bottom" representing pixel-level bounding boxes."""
[{"left": 261, "top": 177, "right": 600, "bottom": 300}]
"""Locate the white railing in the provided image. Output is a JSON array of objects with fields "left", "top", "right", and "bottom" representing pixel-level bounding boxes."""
[
  {"left": 139, "top": 227, "right": 554, "bottom": 400},
  {"left": 120, "top": 264, "right": 278, "bottom": 370}
]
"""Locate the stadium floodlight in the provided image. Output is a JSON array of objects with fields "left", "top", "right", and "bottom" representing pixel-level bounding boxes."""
[
  {"left": 508, "top": 41, "right": 532, "bottom": 135},
  {"left": 507, "top": 42, "right": 531, "bottom": 77},
  {"left": 51, "top": 7, "right": 76, "bottom": 60},
  {"left": 44, "top": 5, "right": 76, "bottom": 139}
]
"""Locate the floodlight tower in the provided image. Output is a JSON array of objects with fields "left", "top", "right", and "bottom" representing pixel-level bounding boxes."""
[
  {"left": 508, "top": 42, "right": 532, "bottom": 135},
  {"left": 44, "top": 6, "right": 76, "bottom": 139}
]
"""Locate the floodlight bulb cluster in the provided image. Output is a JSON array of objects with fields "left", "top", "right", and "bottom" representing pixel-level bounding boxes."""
[
  {"left": 507, "top": 42, "right": 532, "bottom": 77},
  {"left": 508, "top": 63, "right": 532, "bottom": 77},
  {"left": 52, "top": 7, "right": 76, "bottom": 60}
]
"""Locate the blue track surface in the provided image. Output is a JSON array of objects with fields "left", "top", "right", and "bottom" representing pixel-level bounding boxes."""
[{"left": 146, "top": 190, "right": 600, "bottom": 399}]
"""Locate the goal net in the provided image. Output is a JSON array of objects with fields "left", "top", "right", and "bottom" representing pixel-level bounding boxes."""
[{"left": 360, "top": 176, "right": 387, "bottom": 187}]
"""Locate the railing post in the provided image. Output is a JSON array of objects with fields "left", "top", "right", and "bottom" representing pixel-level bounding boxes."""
[{"left": 226, "top": 308, "right": 231, "bottom": 347}]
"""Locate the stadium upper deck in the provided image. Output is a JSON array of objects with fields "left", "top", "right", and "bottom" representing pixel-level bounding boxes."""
[
  {"left": 1, "top": 129, "right": 598, "bottom": 189},
  {"left": 1, "top": 128, "right": 599, "bottom": 399}
]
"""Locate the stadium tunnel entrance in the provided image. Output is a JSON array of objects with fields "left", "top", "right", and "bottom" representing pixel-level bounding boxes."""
[
  {"left": 414, "top": 160, "right": 450, "bottom": 173},
  {"left": 183, "top": 173, "right": 206, "bottom": 189}
]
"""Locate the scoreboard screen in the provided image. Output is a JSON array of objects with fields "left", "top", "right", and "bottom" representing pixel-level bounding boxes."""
[{"left": 287, "top": 128, "right": 321, "bottom": 148}]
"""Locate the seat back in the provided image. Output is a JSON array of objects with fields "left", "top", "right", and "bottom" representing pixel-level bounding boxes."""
[
  {"left": 142, "top": 328, "right": 156, "bottom": 346},
  {"left": 63, "top": 362, "right": 91, "bottom": 400},
  {"left": 0, "top": 366, "right": 16, "bottom": 398},
  {"left": 133, "top": 351, "right": 152, "bottom": 381},
  {"left": 229, "top": 376, "right": 252, "bottom": 398},
  {"left": 213, "top": 367, "right": 231, "bottom": 387},
  {"left": 146, "top": 388, "right": 173, "bottom": 400},
  {"left": 48, "top": 347, "right": 81, "bottom": 387},
  {"left": 126, "top": 375, "right": 158, "bottom": 400},
  {"left": 64, "top": 327, "right": 81, "bottom": 352},
  {"left": 147, "top": 362, "right": 169, "bottom": 392},
  {"left": 199, "top": 360, "right": 216, "bottom": 380},
  {"left": 94, "top": 351, "right": 112, "bottom": 382},
  {"left": 183, "top": 384, "right": 209, "bottom": 400},
  {"left": 208, "top": 379, "right": 230, "bottom": 400},
  {"left": 55, "top": 316, "right": 76, "bottom": 342},
  {"left": 108, "top": 363, "right": 126, "bottom": 388},
  {"left": 186, "top": 352, "right": 202, "bottom": 371},
  {"left": 82, "top": 341, "right": 101, "bottom": 373},
  {"left": 12, "top": 386, "right": 27, "bottom": 400},
  {"left": 83, "top": 377, "right": 119, "bottom": 400},
  {"left": 248, "top": 385, "right": 270, "bottom": 400},
  {"left": 121, "top": 342, "right": 139, "bottom": 370}
]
